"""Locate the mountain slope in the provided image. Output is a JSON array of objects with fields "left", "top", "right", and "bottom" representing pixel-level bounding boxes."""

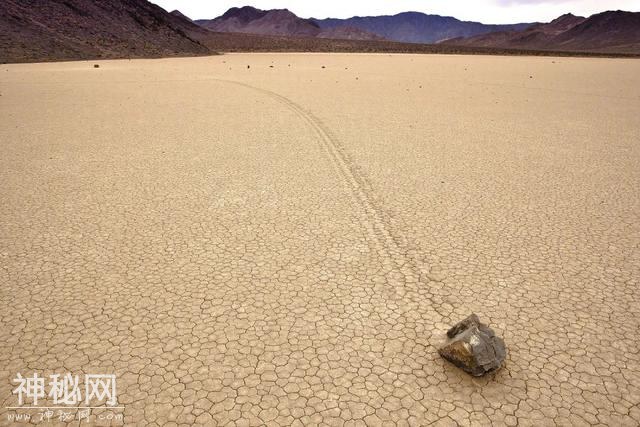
[
  {"left": 441, "top": 14, "right": 586, "bottom": 49},
  {"left": 0, "top": 0, "right": 212, "bottom": 63},
  {"left": 311, "top": 12, "right": 533, "bottom": 43},
  {"left": 442, "top": 11, "right": 640, "bottom": 54},
  {"left": 195, "top": 6, "right": 383, "bottom": 40},
  {"left": 318, "top": 26, "right": 385, "bottom": 41},
  {"left": 553, "top": 11, "right": 640, "bottom": 52}
]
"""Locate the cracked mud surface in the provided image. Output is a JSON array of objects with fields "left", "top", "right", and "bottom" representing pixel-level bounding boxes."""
[{"left": 1, "top": 54, "right": 639, "bottom": 425}]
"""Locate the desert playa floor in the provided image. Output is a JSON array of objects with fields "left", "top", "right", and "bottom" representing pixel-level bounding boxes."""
[{"left": 1, "top": 53, "right": 639, "bottom": 426}]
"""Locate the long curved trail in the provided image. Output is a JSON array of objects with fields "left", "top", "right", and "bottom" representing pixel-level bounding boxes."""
[{"left": 216, "top": 78, "right": 426, "bottom": 292}]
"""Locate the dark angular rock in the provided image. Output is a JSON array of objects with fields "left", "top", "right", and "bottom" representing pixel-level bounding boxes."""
[{"left": 439, "top": 314, "right": 506, "bottom": 376}]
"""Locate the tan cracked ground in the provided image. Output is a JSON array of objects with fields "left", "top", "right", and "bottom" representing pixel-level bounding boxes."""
[{"left": 0, "top": 53, "right": 639, "bottom": 426}]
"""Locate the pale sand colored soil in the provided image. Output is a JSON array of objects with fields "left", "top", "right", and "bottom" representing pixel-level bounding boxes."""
[{"left": 0, "top": 53, "right": 639, "bottom": 425}]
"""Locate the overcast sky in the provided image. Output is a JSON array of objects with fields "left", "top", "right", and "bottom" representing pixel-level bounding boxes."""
[{"left": 151, "top": 0, "right": 640, "bottom": 24}]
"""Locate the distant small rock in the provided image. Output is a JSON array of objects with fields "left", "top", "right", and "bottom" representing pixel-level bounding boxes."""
[
  {"left": 438, "top": 314, "right": 506, "bottom": 376},
  {"left": 93, "top": 64, "right": 100, "bottom": 68},
  {"left": 321, "top": 66, "right": 326, "bottom": 69},
  {"left": 247, "top": 65, "right": 250, "bottom": 69}
]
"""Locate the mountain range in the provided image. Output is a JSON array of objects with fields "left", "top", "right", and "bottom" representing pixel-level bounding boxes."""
[
  {"left": 442, "top": 11, "right": 640, "bottom": 54},
  {"left": 196, "top": 6, "right": 533, "bottom": 43},
  {"left": 195, "top": 6, "right": 640, "bottom": 53},
  {"left": 1, "top": 0, "right": 639, "bottom": 63}
]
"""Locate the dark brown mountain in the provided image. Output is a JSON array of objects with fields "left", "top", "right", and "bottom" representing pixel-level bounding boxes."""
[
  {"left": 536, "top": 13, "right": 588, "bottom": 34},
  {"left": 195, "top": 6, "right": 383, "bottom": 41},
  {"left": 0, "top": 0, "right": 212, "bottom": 63},
  {"left": 440, "top": 14, "right": 586, "bottom": 49},
  {"left": 442, "top": 11, "right": 640, "bottom": 54},
  {"left": 553, "top": 11, "right": 640, "bottom": 52},
  {"left": 197, "top": 7, "right": 321, "bottom": 37}
]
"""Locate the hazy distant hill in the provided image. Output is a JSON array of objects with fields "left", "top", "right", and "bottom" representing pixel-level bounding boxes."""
[
  {"left": 0, "top": 0, "right": 212, "bottom": 63},
  {"left": 311, "top": 12, "right": 534, "bottom": 43},
  {"left": 195, "top": 6, "right": 384, "bottom": 41},
  {"left": 442, "top": 11, "right": 640, "bottom": 54}
]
